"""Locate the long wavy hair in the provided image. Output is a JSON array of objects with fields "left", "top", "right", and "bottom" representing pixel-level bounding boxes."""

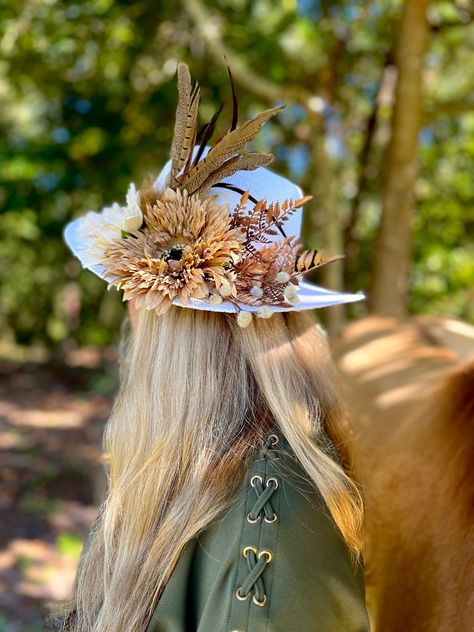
[{"left": 53, "top": 306, "right": 363, "bottom": 631}]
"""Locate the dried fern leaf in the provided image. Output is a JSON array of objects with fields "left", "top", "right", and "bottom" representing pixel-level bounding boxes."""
[
  {"left": 241, "top": 196, "right": 304, "bottom": 244},
  {"left": 294, "top": 195, "right": 313, "bottom": 208},
  {"left": 240, "top": 191, "right": 249, "bottom": 206}
]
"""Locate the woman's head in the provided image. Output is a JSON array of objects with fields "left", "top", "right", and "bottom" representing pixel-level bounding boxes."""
[
  {"left": 55, "top": 306, "right": 363, "bottom": 631},
  {"left": 58, "top": 61, "right": 367, "bottom": 631}
]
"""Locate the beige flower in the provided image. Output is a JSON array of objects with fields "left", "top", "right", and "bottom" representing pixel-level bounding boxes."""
[
  {"left": 103, "top": 187, "right": 245, "bottom": 314},
  {"left": 76, "top": 184, "right": 143, "bottom": 267},
  {"left": 256, "top": 306, "right": 274, "bottom": 319},
  {"left": 284, "top": 283, "right": 300, "bottom": 304},
  {"left": 237, "top": 311, "right": 253, "bottom": 328}
]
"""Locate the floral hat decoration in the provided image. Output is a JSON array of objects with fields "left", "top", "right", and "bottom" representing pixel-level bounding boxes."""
[{"left": 64, "top": 63, "right": 364, "bottom": 328}]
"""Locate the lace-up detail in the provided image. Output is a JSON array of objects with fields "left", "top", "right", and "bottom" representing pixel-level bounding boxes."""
[
  {"left": 235, "top": 547, "right": 273, "bottom": 606},
  {"left": 247, "top": 475, "right": 278, "bottom": 523},
  {"left": 233, "top": 430, "right": 281, "bottom": 612}
]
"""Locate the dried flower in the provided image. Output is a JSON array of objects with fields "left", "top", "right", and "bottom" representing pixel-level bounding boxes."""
[
  {"left": 209, "top": 294, "right": 224, "bottom": 305},
  {"left": 218, "top": 283, "right": 233, "bottom": 297},
  {"left": 237, "top": 311, "right": 253, "bottom": 328},
  {"left": 250, "top": 285, "right": 263, "bottom": 298},
  {"left": 284, "top": 283, "right": 300, "bottom": 304},
  {"left": 103, "top": 187, "right": 244, "bottom": 314},
  {"left": 275, "top": 271, "right": 290, "bottom": 283},
  {"left": 233, "top": 237, "right": 298, "bottom": 307},
  {"left": 125, "top": 183, "right": 142, "bottom": 224},
  {"left": 256, "top": 306, "right": 273, "bottom": 319},
  {"left": 76, "top": 184, "right": 143, "bottom": 267}
]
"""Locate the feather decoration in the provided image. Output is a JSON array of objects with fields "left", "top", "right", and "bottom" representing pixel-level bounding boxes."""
[
  {"left": 227, "top": 65, "right": 239, "bottom": 132},
  {"left": 192, "top": 102, "right": 224, "bottom": 168},
  {"left": 178, "top": 105, "right": 284, "bottom": 195},
  {"left": 169, "top": 63, "right": 200, "bottom": 186},
  {"left": 212, "top": 182, "right": 259, "bottom": 204},
  {"left": 294, "top": 250, "right": 345, "bottom": 274},
  {"left": 197, "top": 152, "right": 274, "bottom": 196},
  {"left": 167, "top": 63, "right": 283, "bottom": 199}
]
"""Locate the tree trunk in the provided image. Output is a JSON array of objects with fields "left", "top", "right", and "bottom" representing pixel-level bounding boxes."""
[
  {"left": 309, "top": 119, "right": 345, "bottom": 337},
  {"left": 369, "top": 0, "right": 430, "bottom": 316}
]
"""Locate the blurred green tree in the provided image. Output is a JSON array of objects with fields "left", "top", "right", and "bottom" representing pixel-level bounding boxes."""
[{"left": 0, "top": 0, "right": 472, "bottom": 350}]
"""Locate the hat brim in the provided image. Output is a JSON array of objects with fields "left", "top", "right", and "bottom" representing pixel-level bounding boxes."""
[
  {"left": 171, "top": 280, "right": 365, "bottom": 313},
  {"left": 64, "top": 218, "right": 364, "bottom": 312}
]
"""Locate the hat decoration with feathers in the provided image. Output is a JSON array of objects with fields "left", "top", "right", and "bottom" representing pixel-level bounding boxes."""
[{"left": 64, "top": 63, "right": 364, "bottom": 327}]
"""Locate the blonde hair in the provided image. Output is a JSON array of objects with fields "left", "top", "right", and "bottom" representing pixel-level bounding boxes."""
[{"left": 53, "top": 306, "right": 363, "bottom": 631}]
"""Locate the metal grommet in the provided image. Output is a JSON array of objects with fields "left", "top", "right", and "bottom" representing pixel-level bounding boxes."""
[
  {"left": 266, "top": 476, "right": 279, "bottom": 489},
  {"left": 250, "top": 475, "right": 263, "bottom": 487},
  {"left": 264, "top": 512, "right": 278, "bottom": 524},
  {"left": 268, "top": 433, "right": 279, "bottom": 445},
  {"left": 258, "top": 549, "right": 272, "bottom": 563},
  {"left": 253, "top": 594, "right": 267, "bottom": 607},
  {"left": 243, "top": 546, "right": 257, "bottom": 559},
  {"left": 235, "top": 587, "right": 249, "bottom": 601},
  {"left": 247, "top": 512, "right": 260, "bottom": 523}
]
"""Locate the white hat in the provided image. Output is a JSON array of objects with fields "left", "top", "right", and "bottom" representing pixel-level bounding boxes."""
[{"left": 64, "top": 64, "right": 364, "bottom": 327}]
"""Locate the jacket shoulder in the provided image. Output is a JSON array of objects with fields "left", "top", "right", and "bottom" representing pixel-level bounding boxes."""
[{"left": 149, "top": 429, "right": 370, "bottom": 631}]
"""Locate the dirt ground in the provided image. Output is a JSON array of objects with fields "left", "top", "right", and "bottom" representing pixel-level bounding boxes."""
[{"left": 0, "top": 356, "right": 115, "bottom": 631}]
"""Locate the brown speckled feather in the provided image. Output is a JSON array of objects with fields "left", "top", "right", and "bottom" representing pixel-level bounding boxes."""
[
  {"left": 169, "top": 63, "right": 200, "bottom": 186},
  {"left": 198, "top": 153, "right": 274, "bottom": 196},
  {"left": 178, "top": 105, "right": 283, "bottom": 194}
]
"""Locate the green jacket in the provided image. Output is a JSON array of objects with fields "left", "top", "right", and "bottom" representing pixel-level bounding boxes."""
[{"left": 148, "top": 429, "right": 370, "bottom": 631}]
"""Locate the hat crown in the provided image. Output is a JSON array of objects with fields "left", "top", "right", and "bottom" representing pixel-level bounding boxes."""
[{"left": 154, "top": 145, "right": 304, "bottom": 246}]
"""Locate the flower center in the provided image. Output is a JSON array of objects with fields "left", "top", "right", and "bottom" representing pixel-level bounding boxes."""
[{"left": 162, "top": 243, "right": 185, "bottom": 262}]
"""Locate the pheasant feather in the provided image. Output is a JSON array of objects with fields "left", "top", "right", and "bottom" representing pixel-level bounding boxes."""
[
  {"left": 197, "top": 152, "right": 274, "bottom": 196},
  {"left": 169, "top": 63, "right": 200, "bottom": 186},
  {"left": 178, "top": 105, "right": 283, "bottom": 194}
]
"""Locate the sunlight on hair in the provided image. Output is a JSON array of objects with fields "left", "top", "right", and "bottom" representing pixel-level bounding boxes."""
[{"left": 51, "top": 306, "right": 363, "bottom": 631}]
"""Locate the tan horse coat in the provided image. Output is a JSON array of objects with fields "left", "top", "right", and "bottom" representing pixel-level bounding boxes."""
[{"left": 334, "top": 316, "right": 474, "bottom": 632}]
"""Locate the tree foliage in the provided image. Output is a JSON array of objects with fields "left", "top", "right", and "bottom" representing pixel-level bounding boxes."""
[{"left": 0, "top": 0, "right": 472, "bottom": 348}]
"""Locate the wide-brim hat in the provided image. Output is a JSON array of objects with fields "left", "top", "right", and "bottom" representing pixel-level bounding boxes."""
[
  {"left": 64, "top": 63, "right": 364, "bottom": 324},
  {"left": 64, "top": 159, "right": 364, "bottom": 314}
]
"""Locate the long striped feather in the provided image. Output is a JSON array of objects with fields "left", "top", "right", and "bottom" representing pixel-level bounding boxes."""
[
  {"left": 169, "top": 63, "right": 200, "bottom": 185},
  {"left": 198, "top": 152, "right": 273, "bottom": 196},
  {"left": 178, "top": 105, "right": 283, "bottom": 194}
]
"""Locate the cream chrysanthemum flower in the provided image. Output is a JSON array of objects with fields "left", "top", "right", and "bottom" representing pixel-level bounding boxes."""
[
  {"left": 76, "top": 183, "right": 143, "bottom": 267},
  {"left": 103, "top": 187, "right": 245, "bottom": 314}
]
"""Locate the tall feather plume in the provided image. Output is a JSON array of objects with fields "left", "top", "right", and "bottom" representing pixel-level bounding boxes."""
[
  {"left": 227, "top": 65, "right": 238, "bottom": 132},
  {"left": 179, "top": 105, "right": 283, "bottom": 194},
  {"left": 169, "top": 63, "right": 200, "bottom": 187},
  {"left": 168, "top": 63, "right": 283, "bottom": 198}
]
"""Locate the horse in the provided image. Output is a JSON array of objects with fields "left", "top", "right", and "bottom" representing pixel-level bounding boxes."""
[{"left": 333, "top": 316, "right": 474, "bottom": 632}]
